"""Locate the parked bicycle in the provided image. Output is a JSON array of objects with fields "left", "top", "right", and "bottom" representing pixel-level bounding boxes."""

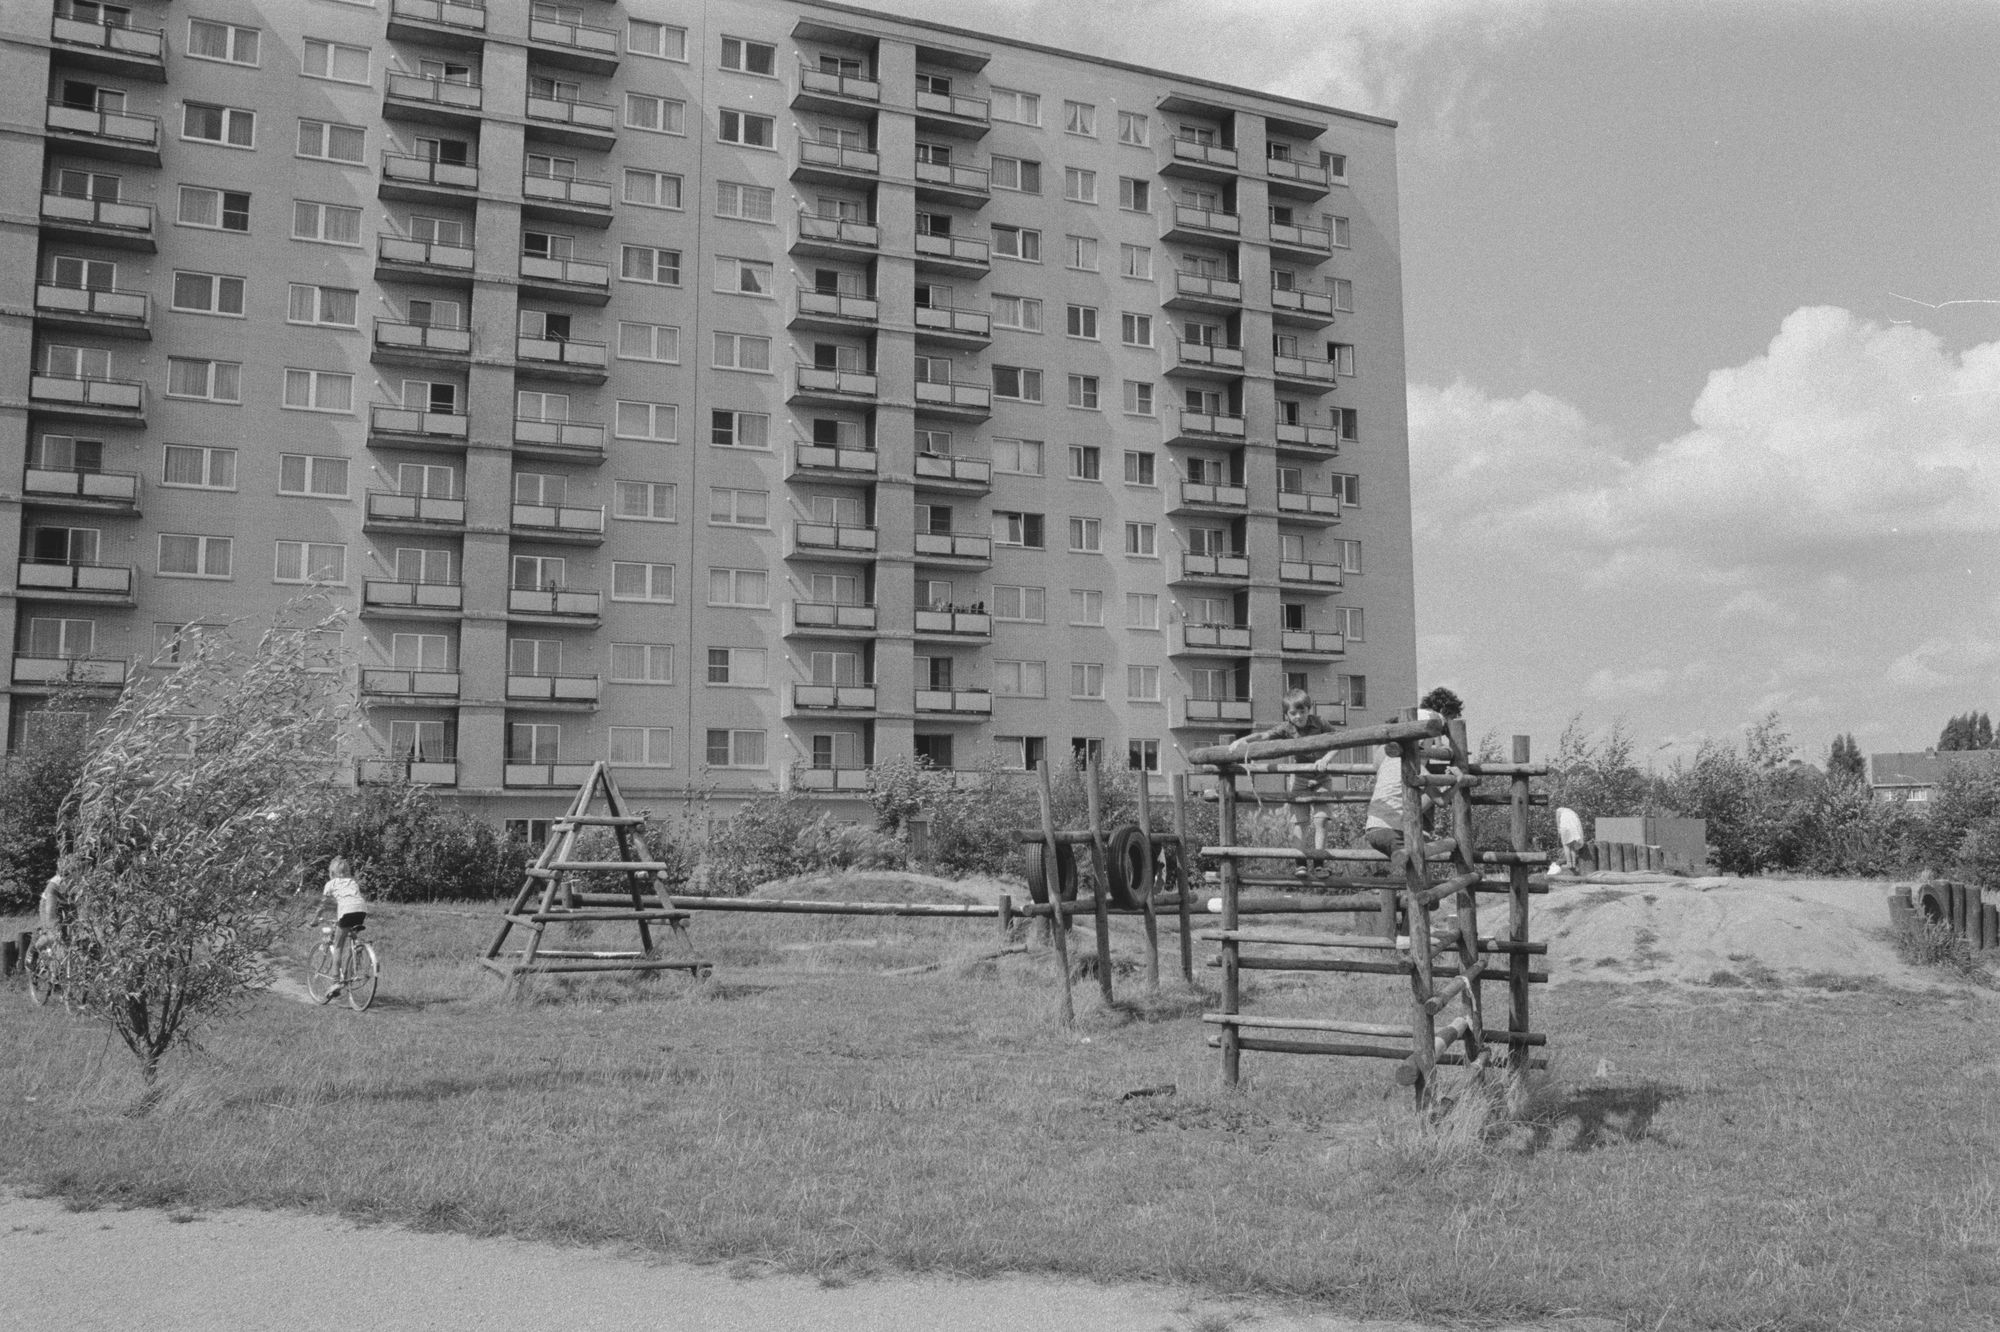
[
  {"left": 23, "top": 932, "right": 80, "bottom": 1012},
  {"left": 305, "top": 923, "right": 379, "bottom": 1011}
]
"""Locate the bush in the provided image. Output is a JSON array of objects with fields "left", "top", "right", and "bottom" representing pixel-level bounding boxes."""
[
  {"left": 0, "top": 699, "right": 91, "bottom": 912},
  {"left": 304, "top": 782, "right": 526, "bottom": 903},
  {"left": 698, "top": 789, "right": 909, "bottom": 897}
]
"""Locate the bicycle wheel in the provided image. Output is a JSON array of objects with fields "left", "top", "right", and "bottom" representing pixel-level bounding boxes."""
[
  {"left": 305, "top": 941, "right": 339, "bottom": 1004},
  {"left": 344, "top": 942, "right": 379, "bottom": 1012},
  {"left": 24, "top": 940, "right": 54, "bottom": 1008}
]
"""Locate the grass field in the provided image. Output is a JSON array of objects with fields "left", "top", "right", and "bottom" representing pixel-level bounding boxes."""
[{"left": 3, "top": 891, "right": 1997, "bottom": 1331}]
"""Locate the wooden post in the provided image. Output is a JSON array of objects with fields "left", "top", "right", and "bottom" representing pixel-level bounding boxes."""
[
  {"left": 1445, "top": 719, "right": 1485, "bottom": 1074},
  {"left": 1170, "top": 774, "right": 1196, "bottom": 985},
  {"left": 1084, "top": 756, "right": 1116, "bottom": 1006},
  {"left": 1399, "top": 734, "right": 1438, "bottom": 1108},
  {"left": 1507, "top": 735, "right": 1533, "bottom": 1073},
  {"left": 1036, "top": 759, "right": 1075, "bottom": 1027},
  {"left": 1220, "top": 769, "right": 1243, "bottom": 1087},
  {"left": 1135, "top": 769, "right": 1161, "bottom": 992}
]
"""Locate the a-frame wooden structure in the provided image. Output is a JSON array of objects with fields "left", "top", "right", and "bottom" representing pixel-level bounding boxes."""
[{"left": 483, "top": 762, "right": 708, "bottom": 988}]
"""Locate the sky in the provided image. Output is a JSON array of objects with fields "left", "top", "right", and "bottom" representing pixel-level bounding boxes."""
[{"left": 863, "top": 0, "right": 2000, "bottom": 769}]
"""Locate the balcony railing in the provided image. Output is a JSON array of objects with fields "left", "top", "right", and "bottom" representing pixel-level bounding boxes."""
[
  {"left": 526, "top": 15, "right": 619, "bottom": 58},
  {"left": 914, "top": 453, "right": 992, "bottom": 486},
  {"left": 361, "top": 668, "right": 462, "bottom": 698},
  {"left": 793, "top": 442, "right": 876, "bottom": 477},
  {"left": 366, "top": 492, "right": 465, "bottom": 525},
  {"left": 1280, "top": 560, "right": 1346, "bottom": 589},
  {"left": 1170, "top": 138, "right": 1239, "bottom": 172},
  {"left": 913, "top": 160, "right": 990, "bottom": 195},
  {"left": 506, "top": 673, "right": 601, "bottom": 702},
  {"left": 506, "top": 761, "right": 597, "bottom": 788},
  {"left": 52, "top": 13, "right": 165, "bottom": 63},
  {"left": 795, "top": 766, "right": 871, "bottom": 792},
  {"left": 24, "top": 467, "right": 139, "bottom": 505},
  {"left": 40, "top": 192, "right": 154, "bottom": 241},
  {"left": 378, "top": 234, "right": 476, "bottom": 273},
  {"left": 790, "top": 601, "right": 876, "bottom": 633},
  {"left": 1265, "top": 155, "right": 1332, "bottom": 190},
  {"left": 1271, "top": 286, "right": 1336, "bottom": 319},
  {"left": 45, "top": 103, "right": 161, "bottom": 153},
  {"left": 1179, "top": 552, "right": 1250, "bottom": 580},
  {"left": 1167, "top": 203, "right": 1241, "bottom": 237},
  {"left": 1280, "top": 630, "right": 1345, "bottom": 655},
  {"left": 1173, "top": 410, "right": 1247, "bottom": 441},
  {"left": 13, "top": 655, "right": 128, "bottom": 686},
  {"left": 1170, "top": 271, "right": 1243, "bottom": 304},
  {"left": 914, "top": 305, "right": 991, "bottom": 338},
  {"left": 913, "top": 533, "right": 992, "bottom": 562},
  {"left": 795, "top": 290, "right": 879, "bottom": 324},
  {"left": 1172, "top": 340, "right": 1245, "bottom": 372},
  {"left": 795, "top": 213, "right": 880, "bottom": 250},
  {"left": 358, "top": 757, "right": 460, "bottom": 786},
  {"left": 518, "top": 253, "right": 611, "bottom": 290},
  {"left": 791, "top": 683, "right": 877, "bottom": 711},
  {"left": 1277, "top": 489, "right": 1341, "bottom": 518},
  {"left": 16, "top": 559, "right": 134, "bottom": 596},
  {"left": 1275, "top": 422, "right": 1341, "bottom": 452},
  {"left": 797, "top": 140, "right": 881, "bottom": 177},
  {"left": 30, "top": 373, "right": 144, "bottom": 414},
  {"left": 507, "top": 587, "right": 600, "bottom": 617},
  {"left": 374, "top": 319, "right": 472, "bottom": 356},
  {"left": 794, "top": 366, "right": 879, "bottom": 399},
  {"left": 793, "top": 522, "right": 878, "bottom": 554},
  {"left": 914, "top": 89, "right": 990, "bottom": 124},
  {"left": 370, "top": 405, "right": 470, "bottom": 442},
  {"left": 798, "top": 65, "right": 882, "bottom": 103},
  {"left": 915, "top": 688, "right": 992, "bottom": 715},
  {"left": 914, "top": 233, "right": 990, "bottom": 268},
  {"left": 385, "top": 72, "right": 484, "bottom": 113},
  {"left": 914, "top": 379, "right": 991, "bottom": 412},
  {"left": 389, "top": 0, "right": 487, "bottom": 33},
  {"left": 363, "top": 579, "right": 464, "bottom": 611},
  {"left": 381, "top": 152, "right": 479, "bottom": 192},
  {"left": 913, "top": 609, "right": 991, "bottom": 637},
  {"left": 516, "top": 336, "right": 609, "bottom": 371},
  {"left": 1273, "top": 354, "right": 1338, "bottom": 386},
  {"left": 513, "top": 417, "right": 605, "bottom": 455},
  {"left": 521, "top": 173, "right": 614, "bottom": 211},
  {"left": 35, "top": 282, "right": 150, "bottom": 328},
  {"left": 511, "top": 502, "right": 605, "bottom": 535},
  {"left": 1177, "top": 481, "right": 1248, "bottom": 509},
  {"left": 1269, "top": 219, "right": 1334, "bottom": 253},
  {"left": 525, "top": 94, "right": 617, "bottom": 133},
  {"left": 1178, "top": 623, "right": 1252, "bottom": 652},
  {"left": 1181, "top": 697, "right": 1253, "bottom": 724}
]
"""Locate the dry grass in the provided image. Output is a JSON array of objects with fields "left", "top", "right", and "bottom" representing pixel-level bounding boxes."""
[{"left": 3, "top": 899, "right": 1998, "bottom": 1330}]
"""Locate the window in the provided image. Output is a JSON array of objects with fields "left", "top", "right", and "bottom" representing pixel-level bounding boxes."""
[
  {"left": 1337, "top": 539, "right": 1362, "bottom": 573},
  {"left": 992, "top": 585, "right": 1045, "bottom": 623},
  {"left": 177, "top": 186, "right": 249, "bottom": 232},
  {"left": 1125, "top": 522, "right": 1157, "bottom": 556},
  {"left": 719, "top": 36, "right": 776, "bottom": 75},
  {"left": 609, "top": 727, "right": 673, "bottom": 766},
  {"left": 171, "top": 271, "right": 245, "bottom": 316},
  {"left": 1063, "top": 100, "right": 1096, "bottom": 137},
  {"left": 1066, "top": 235, "right": 1099, "bottom": 271},
  {"left": 507, "top": 723, "right": 561, "bottom": 766},
  {"left": 1332, "top": 278, "right": 1354, "bottom": 312},
  {"left": 620, "top": 245, "right": 681, "bottom": 286},
  {"left": 1069, "top": 663, "right": 1105, "bottom": 699},
  {"left": 283, "top": 369, "right": 353, "bottom": 413},
  {"left": 1329, "top": 343, "right": 1356, "bottom": 376},
  {"left": 183, "top": 102, "right": 255, "bottom": 148},
  {"left": 992, "top": 438, "right": 1044, "bottom": 476},
  {"left": 1117, "top": 110, "right": 1148, "bottom": 145},
  {"left": 1128, "top": 739, "right": 1160, "bottom": 772},
  {"left": 1068, "top": 445, "right": 1102, "bottom": 481},
  {"left": 993, "top": 511, "right": 1045, "bottom": 549},
  {"left": 708, "top": 567, "right": 768, "bottom": 607},
  {"left": 716, "top": 181, "right": 774, "bottom": 221},
  {"left": 628, "top": 19, "right": 687, "bottom": 60},
  {"left": 625, "top": 92, "right": 686, "bottom": 135},
  {"left": 302, "top": 39, "right": 369, "bottom": 83},
  {"left": 1122, "top": 381, "right": 1155, "bottom": 417},
  {"left": 616, "top": 322, "right": 679, "bottom": 363},
  {"left": 1067, "top": 375, "right": 1100, "bottom": 410},
  {"left": 1114, "top": 315, "right": 1154, "bottom": 351},
  {"left": 1126, "top": 592, "right": 1159, "bottom": 629},
  {"left": 718, "top": 108, "right": 775, "bottom": 148},
  {"left": 1120, "top": 244, "right": 1152, "bottom": 279},
  {"left": 410, "top": 215, "right": 466, "bottom": 247},
  {"left": 990, "top": 87, "right": 1040, "bottom": 125},
  {"left": 994, "top": 660, "right": 1046, "bottom": 698},
  {"left": 614, "top": 401, "right": 677, "bottom": 441},
  {"left": 166, "top": 357, "right": 240, "bottom": 402},
  {"left": 991, "top": 294, "right": 1043, "bottom": 332},
  {"left": 1067, "top": 517, "right": 1101, "bottom": 552},
  {"left": 1062, "top": 168, "right": 1097, "bottom": 204},
  {"left": 613, "top": 480, "right": 676, "bottom": 522},
  {"left": 187, "top": 19, "right": 259, "bottom": 65},
  {"left": 274, "top": 541, "right": 346, "bottom": 584},
  {"left": 623, "top": 169, "right": 683, "bottom": 210},
  {"left": 1337, "top": 407, "right": 1360, "bottom": 442},
  {"left": 297, "top": 118, "right": 364, "bottom": 163},
  {"left": 610, "top": 643, "right": 674, "bottom": 684},
  {"left": 991, "top": 156, "right": 1042, "bottom": 194},
  {"left": 706, "top": 729, "right": 765, "bottom": 768},
  {"left": 524, "top": 151, "right": 570, "bottom": 179},
  {"left": 287, "top": 284, "right": 357, "bottom": 327},
  {"left": 1338, "top": 674, "right": 1367, "bottom": 710},
  {"left": 715, "top": 256, "right": 774, "bottom": 296},
  {"left": 1127, "top": 666, "right": 1161, "bottom": 702},
  {"left": 991, "top": 225, "right": 1040, "bottom": 262},
  {"left": 515, "top": 471, "right": 566, "bottom": 508},
  {"left": 706, "top": 647, "right": 767, "bottom": 686},
  {"left": 915, "top": 354, "right": 952, "bottom": 386},
  {"left": 1323, "top": 151, "right": 1348, "bottom": 184},
  {"left": 992, "top": 366, "right": 1042, "bottom": 402},
  {"left": 711, "top": 332, "right": 773, "bottom": 373},
  {"left": 1329, "top": 215, "right": 1351, "bottom": 247},
  {"left": 293, "top": 201, "right": 361, "bottom": 246},
  {"left": 611, "top": 561, "right": 676, "bottom": 602},
  {"left": 1331, "top": 473, "right": 1360, "bottom": 506},
  {"left": 278, "top": 454, "right": 348, "bottom": 497},
  {"left": 515, "top": 390, "right": 567, "bottom": 424},
  {"left": 26, "top": 618, "right": 95, "bottom": 661},
  {"left": 1069, "top": 588, "right": 1104, "bottom": 624},
  {"left": 708, "top": 487, "right": 768, "bottom": 527},
  {"left": 1118, "top": 177, "right": 1150, "bottom": 212},
  {"left": 1332, "top": 606, "right": 1364, "bottom": 642},
  {"left": 43, "top": 344, "right": 112, "bottom": 380},
  {"left": 158, "top": 534, "right": 232, "bottom": 579},
  {"left": 1065, "top": 304, "right": 1099, "bottom": 340}
]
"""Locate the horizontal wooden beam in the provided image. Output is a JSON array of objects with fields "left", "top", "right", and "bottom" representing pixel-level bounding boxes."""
[{"left": 1187, "top": 715, "right": 1446, "bottom": 767}]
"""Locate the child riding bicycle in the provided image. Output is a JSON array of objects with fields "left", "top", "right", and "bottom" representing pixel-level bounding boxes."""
[{"left": 309, "top": 857, "right": 368, "bottom": 997}]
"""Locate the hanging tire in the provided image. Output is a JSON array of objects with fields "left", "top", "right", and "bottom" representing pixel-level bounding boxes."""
[
  {"left": 1104, "top": 825, "right": 1151, "bottom": 909},
  {"left": 1024, "top": 841, "right": 1079, "bottom": 905},
  {"left": 1917, "top": 882, "right": 1951, "bottom": 926}
]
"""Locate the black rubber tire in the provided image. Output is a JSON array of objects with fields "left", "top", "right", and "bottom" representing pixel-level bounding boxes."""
[
  {"left": 345, "top": 942, "right": 379, "bottom": 1012},
  {"left": 1917, "top": 882, "right": 1951, "bottom": 926},
  {"left": 24, "top": 939, "right": 53, "bottom": 1008},
  {"left": 1104, "top": 825, "right": 1151, "bottom": 909},
  {"left": 1023, "top": 842, "right": 1078, "bottom": 905}
]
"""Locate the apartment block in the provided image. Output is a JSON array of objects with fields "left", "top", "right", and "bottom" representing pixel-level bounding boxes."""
[{"left": 0, "top": 0, "right": 1417, "bottom": 825}]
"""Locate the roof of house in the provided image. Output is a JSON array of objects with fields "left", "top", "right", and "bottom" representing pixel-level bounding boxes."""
[{"left": 1867, "top": 750, "right": 2000, "bottom": 788}]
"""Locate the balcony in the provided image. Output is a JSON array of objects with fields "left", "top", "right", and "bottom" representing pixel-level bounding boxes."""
[
  {"left": 791, "top": 366, "right": 880, "bottom": 405},
  {"left": 1277, "top": 489, "right": 1341, "bottom": 521},
  {"left": 1269, "top": 219, "right": 1334, "bottom": 258},
  {"left": 1175, "top": 623, "right": 1252, "bottom": 654},
  {"left": 788, "top": 601, "right": 877, "bottom": 636},
  {"left": 795, "top": 766, "right": 871, "bottom": 793},
  {"left": 520, "top": 172, "right": 614, "bottom": 227},
  {"left": 1272, "top": 353, "right": 1338, "bottom": 391},
  {"left": 44, "top": 103, "right": 160, "bottom": 166},
  {"left": 50, "top": 12, "right": 165, "bottom": 81},
  {"left": 1177, "top": 697, "right": 1253, "bottom": 727},
  {"left": 358, "top": 757, "right": 460, "bottom": 786},
  {"left": 12, "top": 655, "right": 128, "bottom": 689},
  {"left": 789, "top": 683, "right": 878, "bottom": 714},
  {"left": 790, "top": 441, "right": 876, "bottom": 479},
  {"left": 369, "top": 405, "right": 470, "bottom": 451},
  {"left": 793, "top": 212, "right": 880, "bottom": 258},
  {"left": 913, "top": 232, "right": 990, "bottom": 276},
  {"left": 913, "top": 378, "right": 991, "bottom": 418},
  {"left": 1270, "top": 285, "right": 1337, "bottom": 326},
  {"left": 1275, "top": 421, "right": 1341, "bottom": 455},
  {"left": 1163, "top": 203, "right": 1241, "bottom": 244},
  {"left": 1167, "top": 410, "right": 1247, "bottom": 447},
  {"left": 1281, "top": 630, "right": 1345, "bottom": 656},
  {"left": 365, "top": 491, "right": 466, "bottom": 531},
  {"left": 379, "top": 152, "right": 479, "bottom": 204},
  {"left": 360, "top": 668, "right": 462, "bottom": 700},
  {"left": 1176, "top": 552, "right": 1250, "bottom": 583},
  {"left": 913, "top": 88, "right": 991, "bottom": 138},
  {"left": 1172, "top": 480, "right": 1248, "bottom": 513},
  {"left": 376, "top": 234, "right": 476, "bottom": 286},
  {"left": 506, "top": 761, "right": 598, "bottom": 788},
  {"left": 15, "top": 559, "right": 135, "bottom": 604},
  {"left": 1164, "top": 137, "right": 1239, "bottom": 179},
  {"left": 23, "top": 466, "right": 139, "bottom": 511},
  {"left": 1315, "top": 702, "right": 1348, "bottom": 728},
  {"left": 794, "top": 64, "right": 882, "bottom": 113},
  {"left": 387, "top": 0, "right": 488, "bottom": 47},
  {"left": 1265, "top": 153, "right": 1333, "bottom": 197},
  {"left": 791, "top": 522, "right": 878, "bottom": 560},
  {"left": 915, "top": 688, "right": 992, "bottom": 718},
  {"left": 1279, "top": 560, "right": 1346, "bottom": 590},
  {"left": 29, "top": 374, "right": 144, "bottom": 427},
  {"left": 34, "top": 283, "right": 150, "bottom": 339},
  {"left": 506, "top": 673, "right": 601, "bottom": 705},
  {"left": 791, "top": 289, "right": 880, "bottom": 332},
  {"left": 362, "top": 579, "right": 465, "bottom": 616},
  {"left": 525, "top": 15, "right": 620, "bottom": 73},
  {"left": 913, "top": 608, "right": 991, "bottom": 640},
  {"left": 1164, "top": 271, "right": 1243, "bottom": 311},
  {"left": 524, "top": 94, "right": 618, "bottom": 150},
  {"left": 510, "top": 502, "right": 605, "bottom": 542},
  {"left": 516, "top": 335, "right": 609, "bottom": 382},
  {"left": 1168, "top": 340, "right": 1244, "bottom": 378},
  {"left": 513, "top": 417, "right": 605, "bottom": 464},
  {"left": 372, "top": 319, "right": 472, "bottom": 367},
  {"left": 913, "top": 452, "right": 992, "bottom": 491},
  {"left": 914, "top": 303, "right": 991, "bottom": 346},
  {"left": 913, "top": 159, "right": 991, "bottom": 202},
  {"left": 40, "top": 192, "right": 155, "bottom": 252},
  {"left": 517, "top": 253, "right": 611, "bottom": 304},
  {"left": 913, "top": 533, "right": 992, "bottom": 565},
  {"left": 794, "top": 139, "right": 882, "bottom": 184},
  {"left": 383, "top": 72, "right": 484, "bottom": 127},
  {"left": 506, "top": 587, "right": 601, "bottom": 622}
]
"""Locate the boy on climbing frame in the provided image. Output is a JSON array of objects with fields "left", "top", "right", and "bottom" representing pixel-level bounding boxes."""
[
  {"left": 1364, "top": 708, "right": 1444, "bottom": 876},
  {"left": 1228, "top": 688, "right": 1341, "bottom": 879}
]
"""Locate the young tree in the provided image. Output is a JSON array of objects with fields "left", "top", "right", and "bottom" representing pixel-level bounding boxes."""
[
  {"left": 0, "top": 695, "right": 92, "bottom": 911},
  {"left": 1826, "top": 733, "right": 1866, "bottom": 787},
  {"left": 54, "top": 602, "right": 355, "bottom": 1086}
]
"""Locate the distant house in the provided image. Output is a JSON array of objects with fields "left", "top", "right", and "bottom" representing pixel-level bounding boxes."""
[{"left": 1867, "top": 750, "right": 2000, "bottom": 803}]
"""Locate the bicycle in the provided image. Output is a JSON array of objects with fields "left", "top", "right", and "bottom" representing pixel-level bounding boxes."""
[
  {"left": 23, "top": 932, "right": 81, "bottom": 1013},
  {"left": 306, "top": 923, "right": 379, "bottom": 1011}
]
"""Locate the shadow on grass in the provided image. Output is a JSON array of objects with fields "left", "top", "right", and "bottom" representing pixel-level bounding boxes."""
[{"left": 1518, "top": 1082, "right": 1684, "bottom": 1155}]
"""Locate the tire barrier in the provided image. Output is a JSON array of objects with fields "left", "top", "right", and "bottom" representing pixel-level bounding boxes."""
[
  {"left": 1893, "top": 880, "right": 1997, "bottom": 951},
  {"left": 1023, "top": 840, "right": 1078, "bottom": 906},
  {"left": 1104, "top": 824, "right": 1152, "bottom": 909}
]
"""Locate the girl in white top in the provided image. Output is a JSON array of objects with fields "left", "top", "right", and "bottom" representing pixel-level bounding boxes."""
[{"left": 314, "top": 856, "right": 369, "bottom": 960}]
